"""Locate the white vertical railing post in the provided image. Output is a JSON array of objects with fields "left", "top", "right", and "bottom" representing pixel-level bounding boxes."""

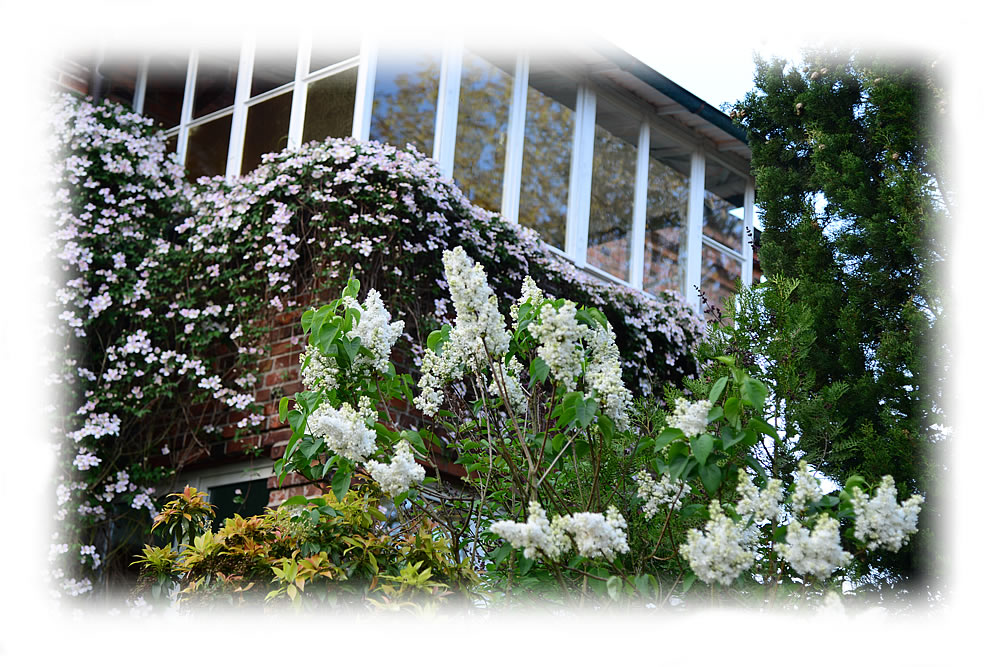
[
  {"left": 566, "top": 83, "right": 596, "bottom": 265},
  {"left": 175, "top": 50, "right": 198, "bottom": 164},
  {"left": 225, "top": 34, "right": 255, "bottom": 181},
  {"left": 684, "top": 148, "right": 706, "bottom": 308},
  {"left": 286, "top": 31, "right": 312, "bottom": 150},
  {"left": 433, "top": 40, "right": 463, "bottom": 179},
  {"left": 629, "top": 120, "right": 650, "bottom": 288},
  {"left": 501, "top": 53, "right": 529, "bottom": 224},
  {"left": 352, "top": 34, "right": 378, "bottom": 142},
  {"left": 133, "top": 55, "right": 149, "bottom": 113},
  {"left": 742, "top": 180, "right": 756, "bottom": 288}
]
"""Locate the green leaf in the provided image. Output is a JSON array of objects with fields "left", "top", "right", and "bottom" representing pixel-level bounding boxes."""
[
  {"left": 517, "top": 554, "right": 534, "bottom": 575},
  {"left": 699, "top": 462, "right": 722, "bottom": 495},
  {"left": 343, "top": 277, "right": 361, "bottom": 299},
  {"left": 596, "top": 414, "right": 614, "bottom": 445},
  {"left": 606, "top": 575, "right": 622, "bottom": 601},
  {"left": 280, "top": 495, "right": 310, "bottom": 507},
  {"left": 278, "top": 396, "right": 289, "bottom": 422},
  {"left": 708, "top": 376, "right": 729, "bottom": 404},
  {"left": 329, "top": 463, "right": 352, "bottom": 501},
  {"left": 748, "top": 417, "right": 780, "bottom": 443},
  {"left": 316, "top": 321, "right": 338, "bottom": 354},
  {"left": 691, "top": 434, "right": 715, "bottom": 466},
  {"left": 720, "top": 425, "right": 747, "bottom": 451},
  {"left": 740, "top": 377, "right": 768, "bottom": 412},
  {"left": 706, "top": 405, "right": 724, "bottom": 424},
  {"left": 300, "top": 309, "right": 315, "bottom": 335},
  {"left": 654, "top": 427, "right": 684, "bottom": 450},
  {"left": 528, "top": 356, "right": 550, "bottom": 388},
  {"left": 724, "top": 396, "right": 742, "bottom": 424},
  {"left": 682, "top": 572, "right": 697, "bottom": 593},
  {"left": 574, "top": 397, "right": 598, "bottom": 429}
]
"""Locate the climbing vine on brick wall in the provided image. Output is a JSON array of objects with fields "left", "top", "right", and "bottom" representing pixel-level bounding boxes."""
[{"left": 45, "top": 93, "right": 704, "bottom": 601}]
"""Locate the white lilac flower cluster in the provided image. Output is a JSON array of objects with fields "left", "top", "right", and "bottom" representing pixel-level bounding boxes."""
[
  {"left": 583, "top": 323, "right": 633, "bottom": 431},
  {"left": 790, "top": 460, "right": 825, "bottom": 514},
  {"left": 367, "top": 441, "right": 425, "bottom": 498},
  {"left": 343, "top": 288, "right": 404, "bottom": 374},
  {"left": 850, "top": 476, "right": 924, "bottom": 552},
  {"left": 775, "top": 514, "right": 852, "bottom": 579},
  {"left": 527, "top": 302, "right": 587, "bottom": 387},
  {"left": 307, "top": 399, "right": 378, "bottom": 464},
  {"left": 666, "top": 398, "right": 713, "bottom": 438},
  {"left": 735, "top": 469, "right": 784, "bottom": 523},
  {"left": 300, "top": 344, "right": 340, "bottom": 393},
  {"left": 490, "top": 502, "right": 629, "bottom": 561},
  {"left": 679, "top": 500, "right": 755, "bottom": 586},
  {"left": 415, "top": 247, "right": 519, "bottom": 416},
  {"left": 635, "top": 469, "right": 687, "bottom": 518}
]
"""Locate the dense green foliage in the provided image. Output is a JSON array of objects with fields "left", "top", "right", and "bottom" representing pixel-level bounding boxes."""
[{"left": 728, "top": 50, "right": 948, "bottom": 590}]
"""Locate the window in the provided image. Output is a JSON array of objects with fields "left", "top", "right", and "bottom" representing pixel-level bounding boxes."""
[
  {"left": 453, "top": 51, "right": 514, "bottom": 213},
  {"left": 587, "top": 99, "right": 639, "bottom": 281},
  {"left": 518, "top": 64, "right": 575, "bottom": 250},
  {"left": 643, "top": 128, "right": 690, "bottom": 297},
  {"left": 369, "top": 48, "right": 441, "bottom": 157}
]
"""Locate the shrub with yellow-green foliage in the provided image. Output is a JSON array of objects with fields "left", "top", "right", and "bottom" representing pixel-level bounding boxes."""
[{"left": 132, "top": 485, "right": 482, "bottom": 612}]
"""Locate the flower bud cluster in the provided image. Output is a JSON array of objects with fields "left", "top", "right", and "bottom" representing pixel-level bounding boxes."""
[
  {"left": 735, "top": 469, "right": 784, "bottom": 523},
  {"left": 490, "top": 502, "right": 628, "bottom": 561},
  {"left": 367, "top": 442, "right": 425, "bottom": 499},
  {"left": 790, "top": 460, "right": 824, "bottom": 514},
  {"left": 679, "top": 500, "right": 754, "bottom": 586},
  {"left": 307, "top": 399, "right": 378, "bottom": 464},
  {"left": 583, "top": 323, "right": 632, "bottom": 431},
  {"left": 635, "top": 469, "right": 687, "bottom": 518},
  {"left": 666, "top": 398, "right": 712, "bottom": 438},
  {"left": 850, "top": 476, "right": 924, "bottom": 552},
  {"left": 527, "top": 302, "right": 586, "bottom": 388},
  {"left": 344, "top": 289, "right": 404, "bottom": 374},
  {"left": 776, "top": 514, "right": 851, "bottom": 579}
]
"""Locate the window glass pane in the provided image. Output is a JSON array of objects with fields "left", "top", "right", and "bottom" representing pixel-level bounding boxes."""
[
  {"left": 701, "top": 245, "right": 742, "bottom": 315},
  {"left": 301, "top": 67, "right": 358, "bottom": 144},
  {"left": 242, "top": 92, "right": 293, "bottom": 174},
  {"left": 250, "top": 50, "right": 296, "bottom": 98},
  {"left": 704, "top": 159, "right": 746, "bottom": 250},
  {"left": 453, "top": 52, "right": 514, "bottom": 214},
  {"left": 587, "top": 101, "right": 638, "bottom": 280},
  {"left": 518, "top": 66, "right": 575, "bottom": 250},
  {"left": 309, "top": 35, "right": 361, "bottom": 72},
  {"left": 99, "top": 56, "right": 138, "bottom": 108},
  {"left": 144, "top": 52, "right": 188, "bottom": 128},
  {"left": 192, "top": 49, "right": 240, "bottom": 119},
  {"left": 369, "top": 49, "right": 440, "bottom": 157},
  {"left": 208, "top": 479, "right": 269, "bottom": 529},
  {"left": 644, "top": 130, "right": 690, "bottom": 296},
  {"left": 165, "top": 133, "right": 178, "bottom": 155},
  {"left": 186, "top": 114, "right": 232, "bottom": 180}
]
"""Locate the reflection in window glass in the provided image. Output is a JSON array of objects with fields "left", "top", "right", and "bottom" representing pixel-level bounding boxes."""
[
  {"left": 100, "top": 58, "right": 137, "bottom": 108},
  {"left": 144, "top": 53, "right": 188, "bottom": 128},
  {"left": 644, "top": 152, "right": 689, "bottom": 297},
  {"left": 453, "top": 53, "right": 513, "bottom": 214},
  {"left": 588, "top": 102, "right": 638, "bottom": 280},
  {"left": 242, "top": 92, "right": 292, "bottom": 174},
  {"left": 369, "top": 50, "right": 440, "bottom": 158},
  {"left": 192, "top": 51, "right": 240, "bottom": 119},
  {"left": 301, "top": 67, "right": 357, "bottom": 144},
  {"left": 250, "top": 52, "right": 296, "bottom": 98},
  {"left": 703, "top": 160, "right": 745, "bottom": 250},
  {"left": 309, "top": 36, "right": 361, "bottom": 72},
  {"left": 165, "top": 133, "right": 178, "bottom": 155},
  {"left": 701, "top": 245, "right": 742, "bottom": 315},
  {"left": 519, "top": 71, "right": 574, "bottom": 250},
  {"left": 186, "top": 114, "right": 232, "bottom": 180}
]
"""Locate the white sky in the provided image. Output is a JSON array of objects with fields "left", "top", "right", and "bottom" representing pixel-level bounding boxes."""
[{"left": 0, "top": 0, "right": 995, "bottom": 661}]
